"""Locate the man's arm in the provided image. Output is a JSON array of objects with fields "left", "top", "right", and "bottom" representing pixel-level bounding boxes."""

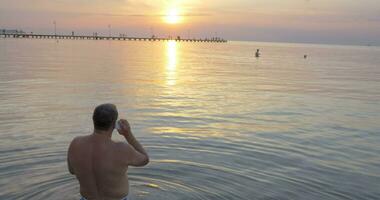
[
  {"left": 67, "top": 140, "right": 75, "bottom": 175},
  {"left": 118, "top": 119, "right": 149, "bottom": 167},
  {"left": 67, "top": 156, "right": 75, "bottom": 175}
]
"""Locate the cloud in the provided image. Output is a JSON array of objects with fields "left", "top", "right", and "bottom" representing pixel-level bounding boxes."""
[
  {"left": 45, "top": 11, "right": 212, "bottom": 18},
  {"left": 82, "top": 13, "right": 211, "bottom": 17}
]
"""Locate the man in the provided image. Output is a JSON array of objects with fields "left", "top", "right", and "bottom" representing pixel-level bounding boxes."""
[
  {"left": 255, "top": 49, "right": 260, "bottom": 58},
  {"left": 67, "top": 104, "right": 149, "bottom": 200}
]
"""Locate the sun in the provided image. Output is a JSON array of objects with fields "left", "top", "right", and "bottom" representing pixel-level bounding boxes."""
[{"left": 164, "top": 8, "right": 182, "bottom": 24}]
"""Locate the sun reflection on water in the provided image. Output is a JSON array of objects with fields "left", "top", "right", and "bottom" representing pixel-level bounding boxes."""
[{"left": 166, "top": 40, "right": 178, "bottom": 86}]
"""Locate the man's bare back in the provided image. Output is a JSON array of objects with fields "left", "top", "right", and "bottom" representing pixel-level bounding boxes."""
[{"left": 67, "top": 104, "right": 149, "bottom": 200}]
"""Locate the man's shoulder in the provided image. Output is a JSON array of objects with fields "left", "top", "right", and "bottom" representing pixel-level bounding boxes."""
[
  {"left": 112, "top": 141, "right": 130, "bottom": 152},
  {"left": 68, "top": 135, "right": 93, "bottom": 158},
  {"left": 69, "top": 135, "right": 91, "bottom": 147},
  {"left": 71, "top": 135, "right": 84, "bottom": 143},
  {"left": 113, "top": 141, "right": 128, "bottom": 148}
]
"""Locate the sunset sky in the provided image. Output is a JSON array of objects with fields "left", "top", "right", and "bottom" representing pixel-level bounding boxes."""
[{"left": 1, "top": 0, "right": 379, "bottom": 45}]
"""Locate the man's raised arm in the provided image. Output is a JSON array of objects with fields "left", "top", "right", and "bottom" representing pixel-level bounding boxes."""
[{"left": 118, "top": 119, "right": 149, "bottom": 167}]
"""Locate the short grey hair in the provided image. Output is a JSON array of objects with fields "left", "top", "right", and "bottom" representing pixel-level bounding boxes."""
[{"left": 92, "top": 104, "right": 118, "bottom": 131}]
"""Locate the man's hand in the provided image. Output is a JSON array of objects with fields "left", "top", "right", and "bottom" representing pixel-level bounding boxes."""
[{"left": 117, "top": 119, "right": 132, "bottom": 137}]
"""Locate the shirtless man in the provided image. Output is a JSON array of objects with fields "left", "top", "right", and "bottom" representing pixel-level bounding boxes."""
[{"left": 67, "top": 104, "right": 149, "bottom": 200}]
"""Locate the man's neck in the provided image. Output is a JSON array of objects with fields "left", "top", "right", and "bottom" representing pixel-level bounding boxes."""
[{"left": 93, "top": 129, "right": 113, "bottom": 139}]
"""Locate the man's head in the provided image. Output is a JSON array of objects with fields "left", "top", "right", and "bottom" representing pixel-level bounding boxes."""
[{"left": 92, "top": 103, "right": 118, "bottom": 131}]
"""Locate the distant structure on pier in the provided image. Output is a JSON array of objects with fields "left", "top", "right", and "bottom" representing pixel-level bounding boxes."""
[{"left": 1, "top": 29, "right": 25, "bottom": 34}]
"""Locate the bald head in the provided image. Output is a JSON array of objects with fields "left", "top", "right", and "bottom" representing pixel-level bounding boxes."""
[{"left": 92, "top": 104, "right": 118, "bottom": 131}]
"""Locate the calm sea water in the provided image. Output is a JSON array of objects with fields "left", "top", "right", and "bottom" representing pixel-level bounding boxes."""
[{"left": 0, "top": 38, "right": 379, "bottom": 200}]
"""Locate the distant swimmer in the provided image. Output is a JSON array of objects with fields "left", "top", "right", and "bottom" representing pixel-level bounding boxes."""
[
  {"left": 255, "top": 49, "right": 260, "bottom": 58},
  {"left": 304, "top": 54, "right": 307, "bottom": 59}
]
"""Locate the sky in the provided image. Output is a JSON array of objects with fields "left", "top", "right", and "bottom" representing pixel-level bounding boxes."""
[{"left": 0, "top": 0, "right": 379, "bottom": 45}]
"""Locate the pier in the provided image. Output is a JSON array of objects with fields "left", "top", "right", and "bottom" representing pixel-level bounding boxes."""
[{"left": 0, "top": 33, "right": 227, "bottom": 43}]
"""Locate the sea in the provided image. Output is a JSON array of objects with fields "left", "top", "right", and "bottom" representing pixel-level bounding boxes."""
[{"left": 0, "top": 38, "right": 379, "bottom": 200}]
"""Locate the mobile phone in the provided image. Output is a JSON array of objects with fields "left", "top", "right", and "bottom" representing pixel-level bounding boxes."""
[{"left": 115, "top": 120, "right": 121, "bottom": 131}]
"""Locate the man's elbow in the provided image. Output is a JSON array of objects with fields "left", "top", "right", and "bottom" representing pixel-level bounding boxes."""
[
  {"left": 141, "top": 155, "right": 150, "bottom": 166},
  {"left": 69, "top": 167, "right": 75, "bottom": 175}
]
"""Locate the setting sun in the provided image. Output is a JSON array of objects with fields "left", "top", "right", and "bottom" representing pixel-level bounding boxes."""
[{"left": 164, "top": 8, "right": 182, "bottom": 24}]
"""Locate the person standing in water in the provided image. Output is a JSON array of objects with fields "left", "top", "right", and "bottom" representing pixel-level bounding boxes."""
[
  {"left": 67, "top": 104, "right": 149, "bottom": 200},
  {"left": 255, "top": 49, "right": 260, "bottom": 58}
]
